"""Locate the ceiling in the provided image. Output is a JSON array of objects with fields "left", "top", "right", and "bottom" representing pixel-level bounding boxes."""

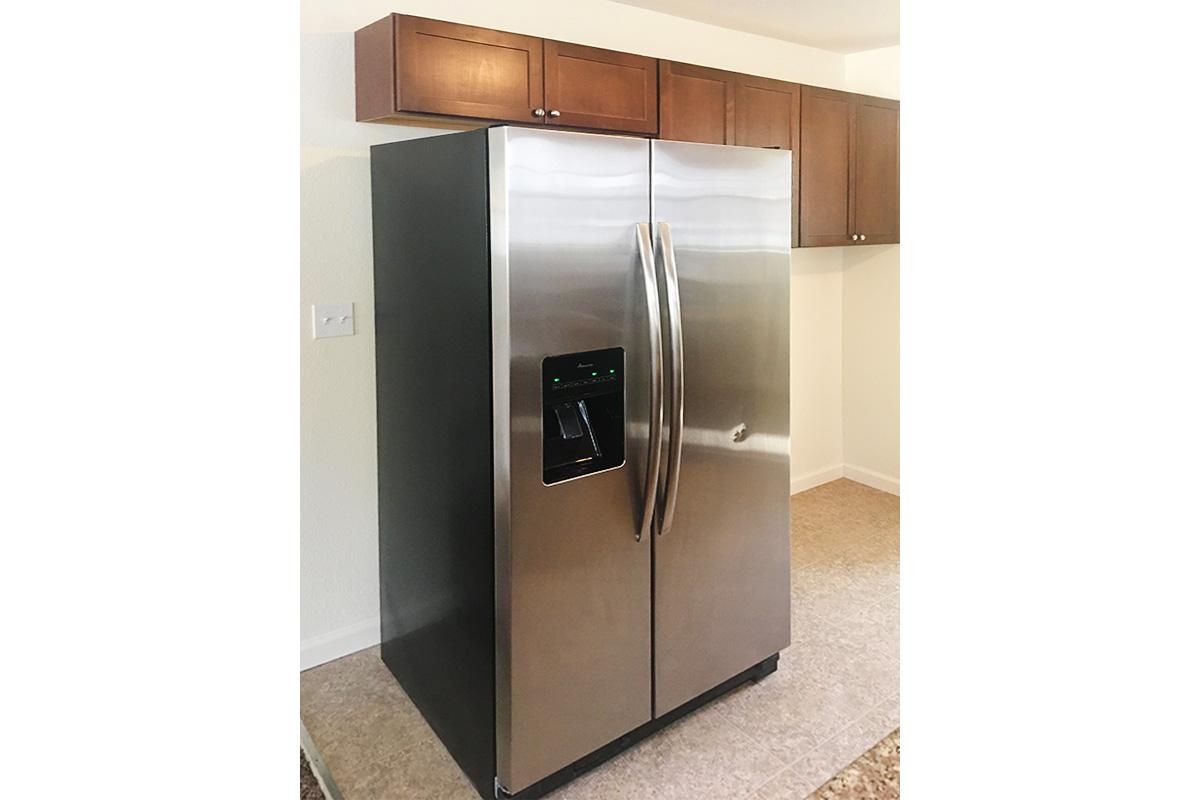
[{"left": 611, "top": 0, "right": 899, "bottom": 54}]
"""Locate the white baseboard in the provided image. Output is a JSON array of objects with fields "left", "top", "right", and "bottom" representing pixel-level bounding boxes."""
[
  {"left": 300, "top": 616, "right": 380, "bottom": 671},
  {"left": 842, "top": 463, "right": 900, "bottom": 496},
  {"left": 790, "top": 465, "right": 844, "bottom": 494},
  {"left": 791, "top": 464, "right": 900, "bottom": 496}
]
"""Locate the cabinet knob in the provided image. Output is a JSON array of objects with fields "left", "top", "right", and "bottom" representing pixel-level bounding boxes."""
[
  {"left": 548, "top": 109, "right": 561, "bottom": 118},
  {"left": 860, "top": 235, "right": 867, "bottom": 242},
  {"left": 532, "top": 108, "right": 546, "bottom": 117},
  {"left": 851, "top": 234, "right": 859, "bottom": 241}
]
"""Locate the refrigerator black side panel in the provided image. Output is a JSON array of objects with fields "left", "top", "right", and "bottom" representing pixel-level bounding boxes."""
[{"left": 371, "top": 129, "right": 494, "bottom": 800}]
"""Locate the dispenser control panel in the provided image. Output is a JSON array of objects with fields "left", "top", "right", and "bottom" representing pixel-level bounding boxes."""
[{"left": 541, "top": 347, "right": 625, "bottom": 485}]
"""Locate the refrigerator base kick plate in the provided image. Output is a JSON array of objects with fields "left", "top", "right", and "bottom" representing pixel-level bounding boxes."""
[{"left": 498, "top": 653, "right": 780, "bottom": 799}]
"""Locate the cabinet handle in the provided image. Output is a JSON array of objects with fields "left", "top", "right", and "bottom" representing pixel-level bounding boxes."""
[
  {"left": 532, "top": 108, "right": 546, "bottom": 117},
  {"left": 860, "top": 234, "right": 867, "bottom": 242},
  {"left": 548, "top": 109, "right": 561, "bottom": 118},
  {"left": 851, "top": 234, "right": 859, "bottom": 241}
]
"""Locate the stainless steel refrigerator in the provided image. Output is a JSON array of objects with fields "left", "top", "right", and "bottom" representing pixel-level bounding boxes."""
[{"left": 371, "top": 125, "right": 791, "bottom": 799}]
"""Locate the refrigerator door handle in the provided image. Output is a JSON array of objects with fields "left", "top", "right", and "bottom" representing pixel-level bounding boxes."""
[
  {"left": 657, "top": 222, "right": 685, "bottom": 536},
  {"left": 635, "top": 223, "right": 664, "bottom": 543}
]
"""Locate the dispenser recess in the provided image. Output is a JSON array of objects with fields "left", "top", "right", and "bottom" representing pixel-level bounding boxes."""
[{"left": 542, "top": 347, "right": 625, "bottom": 484}]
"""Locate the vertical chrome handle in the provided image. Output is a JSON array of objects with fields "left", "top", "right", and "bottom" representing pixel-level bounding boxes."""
[
  {"left": 635, "top": 223, "right": 664, "bottom": 543},
  {"left": 657, "top": 222, "right": 684, "bottom": 537}
]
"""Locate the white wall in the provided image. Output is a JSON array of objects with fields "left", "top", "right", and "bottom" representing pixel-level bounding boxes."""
[
  {"left": 300, "top": 33, "right": 405, "bottom": 668},
  {"left": 790, "top": 249, "right": 844, "bottom": 491},
  {"left": 842, "top": 245, "right": 900, "bottom": 486},
  {"left": 300, "top": 0, "right": 894, "bottom": 666},
  {"left": 839, "top": 45, "right": 900, "bottom": 494},
  {"left": 845, "top": 45, "right": 900, "bottom": 99}
]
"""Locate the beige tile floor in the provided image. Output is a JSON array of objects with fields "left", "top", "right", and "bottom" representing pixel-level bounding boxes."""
[
  {"left": 807, "top": 729, "right": 899, "bottom": 800},
  {"left": 301, "top": 478, "right": 899, "bottom": 799}
]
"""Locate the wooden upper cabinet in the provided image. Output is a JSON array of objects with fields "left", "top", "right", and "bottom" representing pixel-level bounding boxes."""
[
  {"left": 544, "top": 41, "right": 657, "bottom": 133},
  {"left": 356, "top": 15, "right": 544, "bottom": 124},
  {"left": 798, "top": 85, "right": 900, "bottom": 247},
  {"left": 853, "top": 96, "right": 899, "bottom": 244},
  {"left": 394, "top": 16, "right": 544, "bottom": 123},
  {"left": 356, "top": 15, "right": 657, "bottom": 133},
  {"left": 659, "top": 62, "right": 735, "bottom": 144},
  {"left": 734, "top": 75, "right": 800, "bottom": 247},
  {"left": 354, "top": 15, "right": 900, "bottom": 246},
  {"left": 799, "top": 85, "right": 856, "bottom": 247},
  {"left": 394, "top": 16, "right": 546, "bottom": 123}
]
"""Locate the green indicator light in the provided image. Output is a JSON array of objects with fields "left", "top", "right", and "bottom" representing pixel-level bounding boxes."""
[
  {"left": 609, "top": 369, "right": 615, "bottom": 374},
  {"left": 553, "top": 378, "right": 560, "bottom": 382},
  {"left": 591, "top": 371, "right": 598, "bottom": 376}
]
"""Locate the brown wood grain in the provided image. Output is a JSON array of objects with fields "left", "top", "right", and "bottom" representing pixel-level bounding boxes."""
[
  {"left": 543, "top": 41, "right": 657, "bottom": 133},
  {"left": 799, "top": 85, "right": 857, "bottom": 247},
  {"left": 355, "top": 15, "right": 397, "bottom": 121},
  {"left": 352, "top": 14, "right": 899, "bottom": 249},
  {"left": 395, "top": 15, "right": 544, "bottom": 124},
  {"left": 735, "top": 75, "right": 800, "bottom": 247},
  {"left": 658, "top": 62, "right": 736, "bottom": 144},
  {"left": 853, "top": 95, "right": 899, "bottom": 244}
]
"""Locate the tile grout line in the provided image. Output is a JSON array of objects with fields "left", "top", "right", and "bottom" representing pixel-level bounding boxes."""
[
  {"left": 696, "top": 703, "right": 794, "bottom": 799},
  {"left": 812, "top": 605, "right": 898, "bottom": 646},
  {"left": 808, "top": 596, "right": 900, "bottom": 666},
  {"left": 304, "top": 488, "right": 891, "bottom": 799},
  {"left": 716, "top": 573, "right": 897, "bottom": 792},
  {"left": 792, "top": 551, "right": 898, "bottom": 626},
  {"left": 744, "top": 692, "right": 900, "bottom": 798}
]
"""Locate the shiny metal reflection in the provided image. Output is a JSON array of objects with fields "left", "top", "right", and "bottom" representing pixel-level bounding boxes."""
[
  {"left": 650, "top": 139, "right": 792, "bottom": 717},
  {"left": 491, "top": 127, "right": 654, "bottom": 793}
]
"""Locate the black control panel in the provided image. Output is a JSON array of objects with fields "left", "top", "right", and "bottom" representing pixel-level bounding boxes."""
[{"left": 542, "top": 347, "right": 624, "bottom": 485}]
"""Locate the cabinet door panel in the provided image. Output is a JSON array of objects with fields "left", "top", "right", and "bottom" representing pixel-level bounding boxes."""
[
  {"left": 659, "top": 62, "right": 735, "bottom": 144},
  {"left": 396, "top": 16, "right": 544, "bottom": 123},
  {"left": 735, "top": 76, "right": 800, "bottom": 247},
  {"left": 544, "top": 41, "right": 657, "bottom": 133},
  {"left": 799, "top": 86, "right": 856, "bottom": 247},
  {"left": 853, "top": 97, "right": 900, "bottom": 244}
]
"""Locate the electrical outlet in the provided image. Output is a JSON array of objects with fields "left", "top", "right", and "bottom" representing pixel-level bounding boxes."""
[{"left": 312, "top": 303, "right": 354, "bottom": 339}]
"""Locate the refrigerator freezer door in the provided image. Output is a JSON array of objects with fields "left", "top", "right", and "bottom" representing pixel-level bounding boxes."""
[
  {"left": 490, "top": 127, "right": 655, "bottom": 793},
  {"left": 650, "top": 140, "right": 792, "bottom": 716}
]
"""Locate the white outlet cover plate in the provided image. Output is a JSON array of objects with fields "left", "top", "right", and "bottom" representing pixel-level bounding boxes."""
[{"left": 312, "top": 303, "right": 355, "bottom": 338}]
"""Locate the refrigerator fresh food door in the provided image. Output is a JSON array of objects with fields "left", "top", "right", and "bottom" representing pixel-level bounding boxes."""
[
  {"left": 489, "top": 127, "right": 658, "bottom": 794},
  {"left": 650, "top": 140, "right": 792, "bottom": 716}
]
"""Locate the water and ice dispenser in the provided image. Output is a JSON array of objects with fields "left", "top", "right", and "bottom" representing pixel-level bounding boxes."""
[{"left": 542, "top": 347, "right": 625, "bottom": 485}]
